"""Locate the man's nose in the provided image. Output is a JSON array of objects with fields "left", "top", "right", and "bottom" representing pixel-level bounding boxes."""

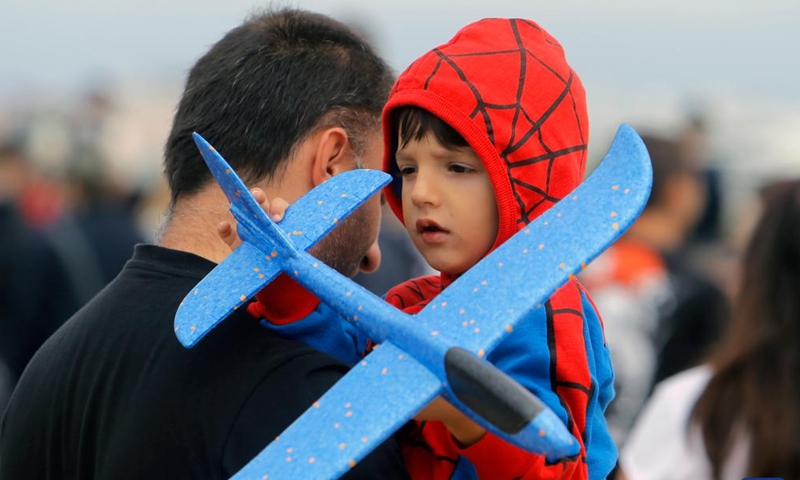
[{"left": 359, "top": 238, "right": 381, "bottom": 274}]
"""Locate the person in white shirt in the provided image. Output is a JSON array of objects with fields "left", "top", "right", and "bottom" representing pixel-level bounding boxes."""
[{"left": 617, "top": 179, "right": 800, "bottom": 480}]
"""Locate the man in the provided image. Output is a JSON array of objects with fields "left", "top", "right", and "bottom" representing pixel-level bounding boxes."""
[{"left": 0, "top": 8, "right": 409, "bottom": 479}]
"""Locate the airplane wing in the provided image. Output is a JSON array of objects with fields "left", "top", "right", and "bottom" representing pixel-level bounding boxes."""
[
  {"left": 175, "top": 133, "right": 390, "bottom": 347},
  {"left": 277, "top": 169, "right": 390, "bottom": 252},
  {"left": 230, "top": 341, "right": 442, "bottom": 480},
  {"left": 175, "top": 242, "right": 280, "bottom": 347},
  {"left": 411, "top": 123, "right": 652, "bottom": 356}
]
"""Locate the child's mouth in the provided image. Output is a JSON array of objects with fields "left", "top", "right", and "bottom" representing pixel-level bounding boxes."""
[{"left": 416, "top": 219, "right": 448, "bottom": 243}]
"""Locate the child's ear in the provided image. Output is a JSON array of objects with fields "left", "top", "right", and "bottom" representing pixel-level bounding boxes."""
[{"left": 310, "top": 127, "right": 352, "bottom": 186}]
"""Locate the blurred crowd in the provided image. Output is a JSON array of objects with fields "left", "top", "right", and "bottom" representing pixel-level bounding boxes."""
[
  {"left": 1, "top": 80, "right": 798, "bottom": 477},
  {"left": 0, "top": 90, "right": 150, "bottom": 409}
]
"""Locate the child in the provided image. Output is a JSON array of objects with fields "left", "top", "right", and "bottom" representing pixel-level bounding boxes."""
[{"left": 241, "top": 17, "right": 616, "bottom": 479}]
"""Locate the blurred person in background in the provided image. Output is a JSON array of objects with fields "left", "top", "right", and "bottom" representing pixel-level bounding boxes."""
[
  {"left": 47, "top": 133, "right": 145, "bottom": 305},
  {"left": 0, "top": 90, "right": 145, "bottom": 390},
  {"left": 654, "top": 115, "right": 731, "bottom": 384},
  {"left": 580, "top": 133, "right": 728, "bottom": 448},
  {"left": 618, "top": 178, "right": 800, "bottom": 480},
  {"left": 0, "top": 140, "right": 80, "bottom": 408},
  {"left": 677, "top": 112, "right": 724, "bottom": 248}
]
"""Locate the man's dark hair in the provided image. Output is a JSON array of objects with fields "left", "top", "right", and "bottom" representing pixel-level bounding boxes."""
[
  {"left": 393, "top": 106, "right": 469, "bottom": 151},
  {"left": 164, "top": 8, "right": 394, "bottom": 204}
]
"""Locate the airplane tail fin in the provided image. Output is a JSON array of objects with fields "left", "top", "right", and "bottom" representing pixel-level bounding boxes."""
[
  {"left": 192, "top": 133, "right": 267, "bottom": 222},
  {"left": 192, "top": 132, "right": 302, "bottom": 257}
]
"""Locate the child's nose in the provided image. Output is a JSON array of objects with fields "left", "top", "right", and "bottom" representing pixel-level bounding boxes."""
[{"left": 410, "top": 174, "right": 439, "bottom": 207}]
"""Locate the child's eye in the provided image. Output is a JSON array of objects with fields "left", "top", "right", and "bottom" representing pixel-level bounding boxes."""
[
  {"left": 398, "top": 165, "right": 417, "bottom": 176},
  {"left": 449, "top": 164, "right": 475, "bottom": 174}
]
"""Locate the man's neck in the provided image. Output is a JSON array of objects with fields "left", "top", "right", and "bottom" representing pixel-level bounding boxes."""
[{"left": 156, "top": 188, "right": 235, "bottom": 264}]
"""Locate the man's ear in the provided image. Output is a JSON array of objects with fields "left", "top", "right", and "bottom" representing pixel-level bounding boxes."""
[{"left": 310, "top": 127, "right": 353, "bottom": 186}]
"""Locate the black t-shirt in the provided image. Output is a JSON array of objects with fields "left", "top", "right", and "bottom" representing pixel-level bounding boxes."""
[{"left": 0, "top": 245, "right": 409, "bottom": 479}]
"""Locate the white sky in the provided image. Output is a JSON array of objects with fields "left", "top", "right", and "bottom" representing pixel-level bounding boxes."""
[
  {"left": 2, "top": 0, "right": 799, "bottom": 191},
  {"left": 1, "top": 0, "right": 798, "bottom": 101}
]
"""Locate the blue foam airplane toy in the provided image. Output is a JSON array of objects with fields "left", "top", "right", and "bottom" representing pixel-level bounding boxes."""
[{"left": 175, "top": 125, "right": 652, "bottom": 480}]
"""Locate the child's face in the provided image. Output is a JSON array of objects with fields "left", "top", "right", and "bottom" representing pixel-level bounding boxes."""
[{"left": 395, "top": 132, "right": 498, "bottom": 275}]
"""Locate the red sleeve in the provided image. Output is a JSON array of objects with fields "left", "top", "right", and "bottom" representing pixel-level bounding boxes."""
[
  {"left": 401, "top": 421, "right": 581, "bottom": 480},
  {"left": 459, "top": 432, "right": 579, "bottom": 480},
  {"left": 400, "top": 422, "right": 460, "bottom": 480},
  {"left": 246, "top": 273, "right": 320, "bottom": 325}
]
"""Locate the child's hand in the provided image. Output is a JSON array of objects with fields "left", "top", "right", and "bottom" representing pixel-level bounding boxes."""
[
  {"left": 416, "top": 397, "right": 486, "bottom": 447},
  {"left": 217, "top": 188, "right": 290, "bottom": 250}
]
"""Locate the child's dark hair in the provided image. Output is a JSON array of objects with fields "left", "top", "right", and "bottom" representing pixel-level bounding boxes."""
[{"left": 394, "top": 106, "right": 468, "bottom": 150}]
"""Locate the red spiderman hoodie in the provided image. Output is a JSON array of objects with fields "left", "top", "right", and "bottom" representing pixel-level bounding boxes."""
[{"left": 379, "top": 18, "right": 616, "bottom": 480}]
